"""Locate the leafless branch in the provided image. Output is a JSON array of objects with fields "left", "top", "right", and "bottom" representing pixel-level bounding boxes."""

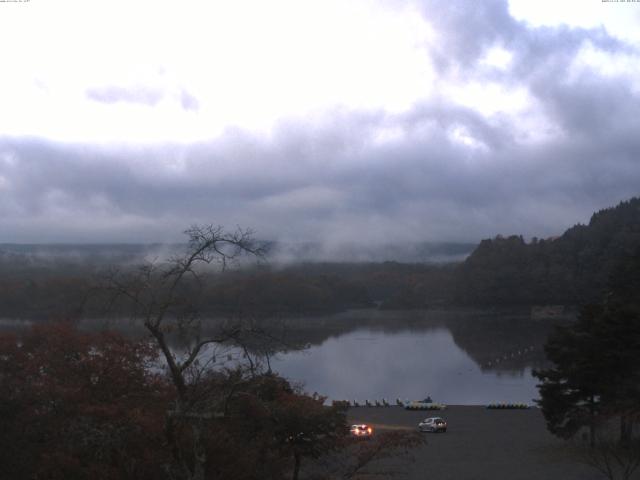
[{"left": 575, "top": 437, "right": 640, "bottom": 480}]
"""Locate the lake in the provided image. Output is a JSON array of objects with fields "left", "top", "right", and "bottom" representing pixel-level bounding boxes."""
[{"left": 263, "top": 309, "right": 558, "bottom": 405}]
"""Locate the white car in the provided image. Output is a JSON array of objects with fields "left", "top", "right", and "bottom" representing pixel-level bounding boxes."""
[{"left": 418, "top": 417, "right": 447, "bottom": 433}]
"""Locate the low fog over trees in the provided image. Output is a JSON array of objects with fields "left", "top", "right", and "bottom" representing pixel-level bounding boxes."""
[{"left": 1, "top": 197, "right": 639, "bottom": 318}]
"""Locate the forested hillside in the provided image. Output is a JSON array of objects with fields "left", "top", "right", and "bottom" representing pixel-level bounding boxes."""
[{"left": 453, "top": 197, "right": 640, "bottom": 306}]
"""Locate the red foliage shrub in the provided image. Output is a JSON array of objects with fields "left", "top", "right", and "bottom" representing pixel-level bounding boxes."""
[{"left": 0, "top": 323, "right": 170, "bottom": 480}]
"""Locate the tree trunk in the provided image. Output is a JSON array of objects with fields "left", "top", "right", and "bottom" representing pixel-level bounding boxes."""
[
  {"left": 191, "top": 422, "right": 206, "bottom": 480},
  {"left": 620, "top": 414, "right": 632, "bottom": 445},
  {"left": 147, "top": 323, "right": 187, "bottom": 397},
  {"left": 589, "top": 395, "right": 596, "bottom": 448},
  {"left": 292, "top": 452, "right": 301, "bottom": 480}
]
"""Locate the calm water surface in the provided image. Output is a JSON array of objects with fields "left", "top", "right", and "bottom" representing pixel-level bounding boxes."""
[{"left": 268, "top": 312, "right": 553, "bottom": 405}]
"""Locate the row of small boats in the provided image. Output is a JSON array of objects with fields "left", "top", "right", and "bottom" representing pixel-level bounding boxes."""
[
  {"left": 333, "top": 398, "right": 446, "bottom": 409},
  {"left": 333, "top": 398, "right": 532, "bottom": 409}
]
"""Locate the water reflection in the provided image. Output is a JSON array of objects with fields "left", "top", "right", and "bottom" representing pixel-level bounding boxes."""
[
  {"left": 266, "top": 310, "right": 559, "bottom": 405},
  {"left": 270, "top": 327, "right": 540, "bottom": 405}
]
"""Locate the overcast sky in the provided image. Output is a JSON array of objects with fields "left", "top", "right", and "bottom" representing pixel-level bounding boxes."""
[{"left": 1, "top": 0, "right": 639, "bottom": 245}]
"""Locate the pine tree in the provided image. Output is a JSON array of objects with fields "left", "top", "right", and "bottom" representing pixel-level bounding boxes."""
[{"left": 534, "top": 248, "right": 640, "bottom": 445}]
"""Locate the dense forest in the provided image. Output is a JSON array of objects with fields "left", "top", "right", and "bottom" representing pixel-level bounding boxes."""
[
  {"left": 453, "top": 197, "right": 640, "bottom": 306},
  {"left": 0, "top": 197, "right": 638, "bottom": 319}
]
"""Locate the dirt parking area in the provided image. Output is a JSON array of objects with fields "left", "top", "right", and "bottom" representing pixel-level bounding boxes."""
[{"left": 348, "top": 406, "right": 604, "bottom": 480}]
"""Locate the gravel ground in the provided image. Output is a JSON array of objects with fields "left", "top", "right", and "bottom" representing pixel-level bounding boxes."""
[{"left": 348, "top": 406, "right": 605, "bottom": 480}]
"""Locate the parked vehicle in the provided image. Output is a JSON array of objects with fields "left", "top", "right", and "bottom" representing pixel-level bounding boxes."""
[
  {"left": 418, "top": 417, "right": 447, "bottom": 433},
  {"left": 350, "top": 424, "right": 373, "bottom": 438}
]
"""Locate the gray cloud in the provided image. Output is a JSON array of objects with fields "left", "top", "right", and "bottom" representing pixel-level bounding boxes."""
[
  {"left": 180, "top": 89, "right": 200, "bottom": 111},
  {"left": 86, "top": 85, "right": 164, "bottom": 106},
  {"left": 416, "top": 0, "right": 520, "bottom": 71},
  {"left": 1, "top": 1, "right": 639, "bottom": 248}
]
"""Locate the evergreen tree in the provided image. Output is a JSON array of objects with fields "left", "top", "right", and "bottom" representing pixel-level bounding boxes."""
[
  {"left": 534, "top": 305, "right": 606, "bottom": 445},
  {"left": 534, "top": 248, "right": 640, "bottom": 445}
]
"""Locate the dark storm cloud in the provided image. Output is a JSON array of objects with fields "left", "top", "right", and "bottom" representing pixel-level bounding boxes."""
[{"left": 1, "top": 0, "right": 639, "bottom": 246}]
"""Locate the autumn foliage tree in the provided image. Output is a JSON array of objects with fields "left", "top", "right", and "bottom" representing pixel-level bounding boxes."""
[
  {"left": 0, "top": 323, "right": 169, "bottom": 480},
  {"left": 176, "top": 372, "right": 348, "bottom": 480},
  {"left": 0, "top": 324, "right": 356, "bottom": 480}
]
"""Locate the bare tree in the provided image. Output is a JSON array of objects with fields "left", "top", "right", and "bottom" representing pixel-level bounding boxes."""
[
  {"left": 341, "top": 431, "right": 425, "bottom": 480},
  {"left": 576, "top": 438, "right": 640, "bottom": 480},
  {"left": 306, "top": 431, "right": 424, "bottom": 480},
  {"left": 101, "top": 225, "right": 423, "bottom": 480},
  {"left": 104, "top": 224, "right": 264, "bottom": 480}
]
